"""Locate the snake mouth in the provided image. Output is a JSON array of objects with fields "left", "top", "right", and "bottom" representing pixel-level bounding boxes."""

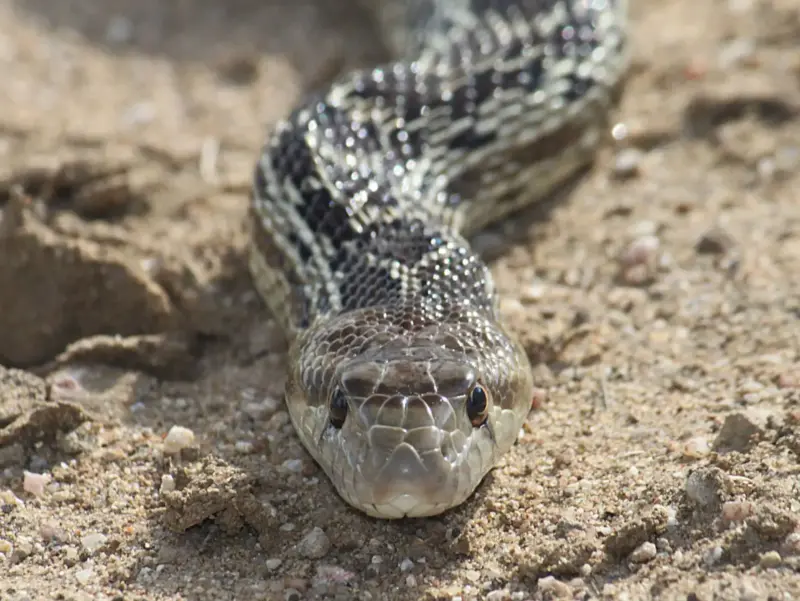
[{"left": 347, "top": 436, "right": 480, "bottom": 519}]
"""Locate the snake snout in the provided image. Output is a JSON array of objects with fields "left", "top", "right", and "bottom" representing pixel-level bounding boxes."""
[
  {"left": 334, "top": 348, "right": 489, "bottom": 517},
  {"left": 366, "top": 441, "right": 455, "bottom": 517}
]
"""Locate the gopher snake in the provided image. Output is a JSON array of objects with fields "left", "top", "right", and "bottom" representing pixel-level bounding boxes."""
[{"left": 249, "top": 0, "right": 627, "bottom": 518}]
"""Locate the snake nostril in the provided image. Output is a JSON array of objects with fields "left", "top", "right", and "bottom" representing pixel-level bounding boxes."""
[{"left": 329, "top": 388, "right": 348, "bottom": 429}]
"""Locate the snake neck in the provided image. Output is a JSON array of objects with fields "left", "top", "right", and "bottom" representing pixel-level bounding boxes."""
[
  {"left": 250, "top": 0, "right": 628, "bottom": 336},
  {"left": 251, "top": 182, "right": 497, "bottom": 335}
]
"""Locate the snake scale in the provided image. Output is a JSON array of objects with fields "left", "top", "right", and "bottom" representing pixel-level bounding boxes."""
[{"left": 249, "top": 0, "right": 628, "bottom": 518}]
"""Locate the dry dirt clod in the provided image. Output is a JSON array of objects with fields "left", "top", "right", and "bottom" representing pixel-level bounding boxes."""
[{"left": 712, "top": 413, "right": 763, "bottom": 453}]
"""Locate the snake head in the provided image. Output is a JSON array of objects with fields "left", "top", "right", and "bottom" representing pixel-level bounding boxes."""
[{"left": 285, "top": 307, "right": 533, "bottom": 518}]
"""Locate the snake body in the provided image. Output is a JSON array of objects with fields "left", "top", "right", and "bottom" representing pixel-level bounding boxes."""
[{"left": 249, "top": 0, "right": 628, "bottom": 518}]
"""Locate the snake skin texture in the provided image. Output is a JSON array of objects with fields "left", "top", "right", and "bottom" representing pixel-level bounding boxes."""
[{"left": 249, "top": 0, "right": 628, "bottom": 518}]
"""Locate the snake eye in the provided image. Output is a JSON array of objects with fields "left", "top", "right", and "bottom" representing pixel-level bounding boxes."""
[
  {"left": 329, "top": 388, "right": 348, "bottom": 429},
  {"left": 466, "top": 384, "right": 489, "bottom": 427}
]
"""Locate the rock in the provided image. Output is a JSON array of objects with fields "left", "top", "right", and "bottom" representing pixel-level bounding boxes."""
[
  {"left": 75, "top": 568, "right": 93, "bottom": 585},
  {"left": 696, "top": 227, "right": 736, "bottom": 255},
  {"left": 712, "top": 413, "right": 762, "bottom": 453},
  {"left": 537, "top": 576, "right": 572, "bottom": 598},
  {"left": 630, "top": 541, "right": 657, "bottom": 563},
  {"left": 23, "top": 471, "right": 51, "bottom": 497},
  {"left": 685, "top": 468, "right": 725, "bottom": 507},
  {"left": 613, "top": 148, "right": 644, "bottom": 179},
  {"left": 80, "top": 532, "right": 108, "bottom": 554},
  {"left": 759, "top": 550, "right": 782, "bottom": 568},
  {"left": 163, "top": 425, "right": 196, "bottom": 454},
  {"left": 721, "top": 501, "right": 754, "bottom": 522},
  {"left": 159, "top": 474, "right": 176, "bottom": 494},
  {"left": 296, "top": 527, "right": 331, "bottom": 559}
]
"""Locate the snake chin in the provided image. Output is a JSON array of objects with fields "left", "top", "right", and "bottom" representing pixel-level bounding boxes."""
[{"left": 285, "top": 309, "right": 534, "bottom": 518}]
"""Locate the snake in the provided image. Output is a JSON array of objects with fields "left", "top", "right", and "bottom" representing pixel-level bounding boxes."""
[{"left": 248, "top": 0, "right": 628, "bottom": 518}]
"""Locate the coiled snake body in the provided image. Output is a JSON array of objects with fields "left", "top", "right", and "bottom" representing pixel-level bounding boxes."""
[{"left": 249, "top": 0, "right": 627, "bottom": 518}]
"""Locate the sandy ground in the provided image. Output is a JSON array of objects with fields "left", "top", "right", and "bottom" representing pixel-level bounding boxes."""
[{"left": 1, "top": 0, "right": 799, "bottom": 599}]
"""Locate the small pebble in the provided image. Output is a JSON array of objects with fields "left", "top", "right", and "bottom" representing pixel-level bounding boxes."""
[
  {"left": 314, "top": 564, "right": 355, "bottom": 585},
  {"left": 742, "top": 582, "right": 770, "bottom": 601},
  {"left": 682, "top": 436, "right": 711, "bottom": 458},
  {"left": 159, "top": 474, "right": 176, "bottom": 494},
  {"left": 721, "top": 500, "right": 753, "bottom": 522},
  {"left": 629, "top": 220, "right": 658, "bottom": 237},
  {"left": 695, "top": 227, "right": 735, "bottom": 255},
  {"left": 23, "top": 471, "right": 51, "bottom": 497},
  {"left": 711, "top": 413, "right": 762, "bottom": 453},
  {"left": 485, "top": 590, "right": 511, "bottom": 601},
  {"left": 50, "top": 369, "right": 86, "bottom": 400},
  {"left": 718, "top": 37, "right": 756, "bottom": 69},
  {"left": 64, "top": 546, "right": 80, "bottom": 565},
  {"left": 738, "top": 379, "right": 764, "bottom": 394},
  {"left": 757, "top": 157, "right": 777, "bottom": 181},
  {"left": 243, "top": 397, "right": 281, "bottom": 420},
  {"left": 759, "top": 551, "right": 782, "bottom": 568},
  {"left": 282, "top": 459, "right": 304, "bottom": 473},
  {"left": 619, "top": 235, "right": 660, "bottom": 267},
  {"left": 782, "top": 532, "right": 800, "bottom": 555},
  {"left": 399, "top": 558, "right": 415, "bottom": 572},
  {"left": 80, "top": 532, "right": 107, "bottom": 555},
  {"left": 617, "top": 235, "right": 660, "bottom": 285},
  {"left": 611, "top": 122, "right": 629, "bottom": 141},
  {"left": 40, "top": 522, "right": 66, "bottom": 543},
  {"left": 0, "top": 490, "right": 24, "bottom": 506},
  {"left": 0, "top": 539, "right": 12, "bottom": 554},
  {"left": 630, "top": 541, "right": 657, "bottom": 563},
  {"left": 265, "top": 558, "right": 283, "bottom": 571},
  {"left": 520, "top": 282, "right": 546, "bottom": 303},
  {"left": 11, "top": 539, "right": 33, "bottom": 563},
  {"left": 235, "top": 440, "right": 255, "bottom": 454},
  {"left": 75, "top": 568, "right": 93, "bottom": 585},
  {"left": 163, "top": 425, "right": 196, "bottom": 454},
  {"left": 537, "top": 575, "right": 572, "bottom": 598},
  {"left": 296, "top": 527, "right": 331, "bottom": 559},
  {"left": 685, "top": 468, "right": 724, "bottom": 507},
  {"left": 613, "top": 148, "right": 644, "bottom": 179}
]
